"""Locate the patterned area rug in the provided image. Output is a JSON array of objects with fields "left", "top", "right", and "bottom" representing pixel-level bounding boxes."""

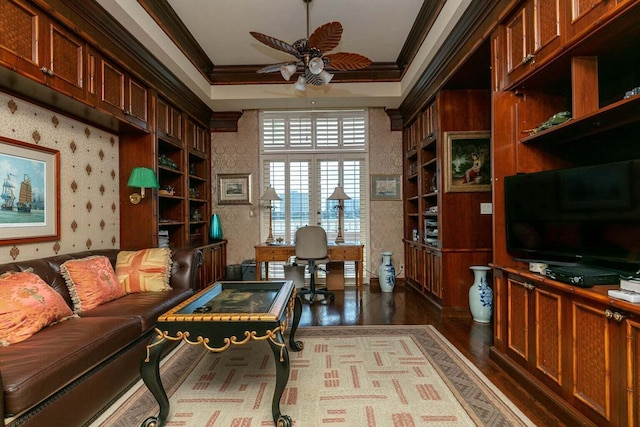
[{"left": 91, "top": 326, "right": 533, "bottom": 426}]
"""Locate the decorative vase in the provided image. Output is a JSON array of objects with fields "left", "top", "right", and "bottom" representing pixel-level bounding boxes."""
[
  {"left": 209, "top": 214, "right": 223, "bottom": 243},
  {"left": 378, "top": 251, "right": 396, "bottom": 293},
  {"left": 468, "top": 266, "right": 493, "bottom": 323}
]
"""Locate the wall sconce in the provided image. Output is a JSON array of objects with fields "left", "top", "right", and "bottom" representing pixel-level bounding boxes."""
[
  {"left": 127, "top": 167, "right": 159, "bottom": 204},
  {"left": 328, "top": 185, "right": 351, "bottom": 244},
  {"left": 260, "top": 186, "right": 281, "bottom": 244}
]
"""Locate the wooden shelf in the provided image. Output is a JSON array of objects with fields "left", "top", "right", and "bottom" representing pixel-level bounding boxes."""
[{"left": 521, "top": 95, "right": 640, "bottom": 145}]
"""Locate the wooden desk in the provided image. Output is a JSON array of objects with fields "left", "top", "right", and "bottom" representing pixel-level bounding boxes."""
[{"left": 254, "top": 244, "right": 364, "bottom": 288}]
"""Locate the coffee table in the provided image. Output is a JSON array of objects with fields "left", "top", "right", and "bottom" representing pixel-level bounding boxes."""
[{"left": 140, "top": 280, "right": 303, "bottom": 427}]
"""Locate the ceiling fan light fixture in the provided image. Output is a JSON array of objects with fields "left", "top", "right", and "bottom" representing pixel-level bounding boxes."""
[
  {"left": 308, "top": 57, "right": 324, "bottom": 75},
  {"left": 280, "top": 63, "right": 298, "bottom": 80},
  {"left": 294, "top": 75, "right": 306, "bottom": 91},
  {"left": 250, "top": 0, "right": 371, "bottom": 89},
  {"left": 319, "top": 70, "right": 334, "bottom": 84}
]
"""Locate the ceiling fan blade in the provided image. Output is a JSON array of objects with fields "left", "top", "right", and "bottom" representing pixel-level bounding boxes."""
[
  {"left": 256, "top": 61, "right": 299, "bottom": 74},
  {"left": 324, "top": 53, "right": 372, "bottom": 71},
  {"left": 250, "top": 31, "right": 299, "bottom": 57},
  {"left": 308, "top": 22, "right": 343, "bottom": 53},
  {"left": 305, "top": 69, "right": 325, "bottom": 86}
]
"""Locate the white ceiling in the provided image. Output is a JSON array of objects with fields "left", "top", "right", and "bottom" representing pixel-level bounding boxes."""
[{"left": 97, "top": 0, "right": 473, "bottom": 111}]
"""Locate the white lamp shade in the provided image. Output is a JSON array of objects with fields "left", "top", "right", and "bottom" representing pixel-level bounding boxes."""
[
  {"left": 260, "top": 186, "right": 281, "bottom": 201},
  {"left": 328, "top": 186, "right": 351, "bottom": 200},
  {"left": 280, "top": 63, "right": 297, "bottom": 81},
  {"left": 319, "top": 70, "right": 334, "bottom": 84},
  {"left": 308, "top": 57, "right": 324, "bottom": 75},
  {"left": 294, "top": 75, "right": 306, "bottom": 91}
]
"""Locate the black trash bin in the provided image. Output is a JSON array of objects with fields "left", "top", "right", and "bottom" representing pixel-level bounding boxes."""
[
  {"left": 225, "top": 264, "right": 242, "bottom": 280},
  {"left": 241, "top": 261, "right": 256, "bottom": 281}
]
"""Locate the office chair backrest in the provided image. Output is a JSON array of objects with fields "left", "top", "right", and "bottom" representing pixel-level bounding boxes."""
[{"left": 295, "top": 226, "right": 328, "bottom": 260}]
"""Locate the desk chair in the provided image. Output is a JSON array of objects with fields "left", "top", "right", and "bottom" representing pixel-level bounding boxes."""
[{"left": 295, "top": 226, "right": 335, "bottom": 303}]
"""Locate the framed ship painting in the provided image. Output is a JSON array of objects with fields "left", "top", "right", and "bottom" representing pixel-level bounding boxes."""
[{"left": 0, "top": 136, "right": 60, "bottom": 245}]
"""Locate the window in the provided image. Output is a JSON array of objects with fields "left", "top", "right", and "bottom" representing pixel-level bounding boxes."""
[{"left": 260, "top": 110, "right": 368, "bottom": 282}]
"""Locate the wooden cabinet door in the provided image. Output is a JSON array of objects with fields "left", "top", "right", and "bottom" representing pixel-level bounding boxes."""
[
  {"left": 507, "top": 275, "right": 534, "bottom": 364},
  {"left": 534, "top": 286, "right": 563, "bottom": 391},
  {"left": 504, "top": 0, "right": 564, "bottom": 88},
  {"left": 45, "top": 19, "right": 85, "bottom": 99},
  {"left": 99, "top": 57, "right": 148, "bottom": 129},
  {"left": 571, "top": 301, "right": 615, "bottom": 425},
  {"left": 504, "top": 2, "right": 532, "bottom": 86},
  {"left": 0, "top": 2, "right": 85, "bottom": 99},
  {"left": 624, "top": 318, "right": 640, "bottom": 427},
  {"left": 100, "top": 58, "right": 125, "bottom": 116},
  {"left": 531, "top": 0, "right": 564, "bottom": 65},
  {"left": 157, "top": 97, "right": 183, "bottom": 141},
  {"left": 126, "top": 75, "right": 148, "bottom": 129},
  {"left": 186, "top": 118, "right": 207, "bottom": 155},
  {"left": 0, "top": 0, "right": 45, "bottom": 83},
  {"left": 567, "top": 0, "right": 613, "bottom": 40},
  {"left": 428, "top": 249, "right": 442, "bottom": 298}
]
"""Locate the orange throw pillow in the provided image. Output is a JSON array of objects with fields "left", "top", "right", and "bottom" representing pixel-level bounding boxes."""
[
  {"left": 61, "top": 256, "right": 126, "bottom": 314},
  {"left": 116, "top": 248, "right": 172, "bottom": 293},
  {"left": 0, "top": 271, "right": 73, "bottom": 346}
]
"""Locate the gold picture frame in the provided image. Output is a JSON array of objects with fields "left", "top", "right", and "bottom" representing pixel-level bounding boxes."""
[
  {"left": 444, "top": 131, "right": 491, "bottom": 193},
  {"left": 370, "top": 174, "right": 401, "bottom": 200},
  {"left": 217, "top": 173, "right": 252, "bottom": 205},
  {"left": 0, "top": 136, "right": 60, "bottom": 245}
]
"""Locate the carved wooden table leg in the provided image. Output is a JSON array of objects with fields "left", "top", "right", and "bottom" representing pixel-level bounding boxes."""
[
  {"left": 140, "top": 333, "right": 169, "bottom": 427},
  {"left": 289, "top": 294, "right": 304, "bottom": 351},
  {"left": 268, "top": 330, "right": 292, "bottom": 427}
]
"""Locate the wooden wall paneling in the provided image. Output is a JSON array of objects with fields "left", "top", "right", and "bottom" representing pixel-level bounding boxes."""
[
  {"left": 439, "top": 193, "right": 493, "bottom": 249},
  {"left": 440, "top": 250, "right": 492, "bottom": 315},
  {"left": 571, "top": 56, "right": 599, "bottom": 118},
  {"left": 119, "top": 131, "right": 157, "bottom": 250}
]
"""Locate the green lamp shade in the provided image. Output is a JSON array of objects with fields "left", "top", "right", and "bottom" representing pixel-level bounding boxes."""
[
  {"left": 127, "top": 167, "right": 159, "bottom": 188},
  {"left": 210, "top": 214, "right": 223, "bottom": 243}
]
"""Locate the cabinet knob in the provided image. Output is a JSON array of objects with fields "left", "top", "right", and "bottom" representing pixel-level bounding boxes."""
[
  {"left": 604, "top": 309, "right": 626, "bottom": 322},
  {"left": 522, "top": 54, "right": 535, "bottom": 65},
  {"left": 523, "top": 282, "right": 536, "bottom": 291}
]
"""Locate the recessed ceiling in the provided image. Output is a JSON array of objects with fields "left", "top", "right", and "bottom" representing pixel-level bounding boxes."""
[{"left": 96, "top": 0, "right": 473, "bottom": 111}]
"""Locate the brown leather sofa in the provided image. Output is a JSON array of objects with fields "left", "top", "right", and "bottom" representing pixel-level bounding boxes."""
[{"left": 0, "top": 248, "right": 202, "bottom": 427}]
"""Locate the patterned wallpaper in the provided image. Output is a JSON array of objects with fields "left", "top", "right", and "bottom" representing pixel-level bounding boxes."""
[
  {"left": 211, "top": 108, "right": 403, "bottom": 282},
  {"left": 0, "top": 91, "right": 120, "bottom": 263}
]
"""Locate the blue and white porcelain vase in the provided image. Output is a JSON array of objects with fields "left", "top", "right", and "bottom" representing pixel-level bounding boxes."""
[
  {"left": 378, "top": 251, "right": 396, "bottom": 293},
  {"left": 468, "top": 266, "right": 493, "bottom": 323}
]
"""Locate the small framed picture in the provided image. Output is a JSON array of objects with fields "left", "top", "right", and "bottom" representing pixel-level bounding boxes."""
[
  {"left": 444, "top": 131, "right": 491, "bottom": 193},
  {"left": 370, "top": 174, "right": 401, "bottom": 200},
  {"left": 217, "top": 173, "right": 251, "bottom": 205}
]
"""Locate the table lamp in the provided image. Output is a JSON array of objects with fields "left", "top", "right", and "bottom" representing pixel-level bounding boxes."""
[
  {"left": 328, "top": 185, "right": 351, "bottom": 243},
  {"left": 260, "top": 186, "right": 281, "bottom": 244},
  {"left": 127, "top": 167, "right": 159, "bottom": 204}
]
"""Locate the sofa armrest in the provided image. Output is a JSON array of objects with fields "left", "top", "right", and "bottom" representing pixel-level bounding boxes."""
[{"left": 169, "top": 248, "right": 203, "bottom": 291}]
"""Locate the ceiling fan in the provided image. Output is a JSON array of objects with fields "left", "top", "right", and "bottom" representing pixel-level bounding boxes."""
[{"left": 250, "top": 0, "right": 372, "bottom": 91}]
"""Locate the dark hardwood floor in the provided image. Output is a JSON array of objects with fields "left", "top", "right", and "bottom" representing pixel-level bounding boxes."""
[{"left": 298, "top": 284, "right": 564, "bottom": 426}]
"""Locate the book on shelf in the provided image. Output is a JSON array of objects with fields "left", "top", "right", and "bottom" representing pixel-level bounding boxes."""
[{"left": 158, "top": 229, "right": 170, "bottom": 248}]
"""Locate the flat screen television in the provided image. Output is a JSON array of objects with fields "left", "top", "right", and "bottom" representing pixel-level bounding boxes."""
[{"left": 504, "top": 160, "right": 640, "bottom": 273}]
